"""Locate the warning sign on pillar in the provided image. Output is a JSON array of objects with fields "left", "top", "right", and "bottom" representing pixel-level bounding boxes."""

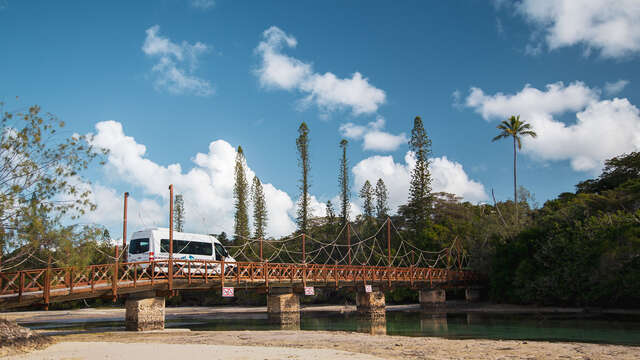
[
  {"left": 364, "top": 284, "right": 372, "bottom": 293},
  {"left": 304, "top": 286, "right": 315, "bottom": 296},
  {"left": 222, "top": 287, "right": 235, "bottom": 297}
]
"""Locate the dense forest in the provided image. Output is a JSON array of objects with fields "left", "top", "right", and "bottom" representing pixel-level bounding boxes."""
[{"left": 1, "top": 105, "right": 638, "bottom": 309}]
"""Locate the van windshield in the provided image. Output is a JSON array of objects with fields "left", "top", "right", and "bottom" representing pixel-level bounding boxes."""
[
  {"left": 129, "top": 238, "right": 149, "bottom": 254},
  {"left": 214, "top": 243, "right": 229, "bottom": 259},
  {"left": 160, "top": 239, "right": 213, "bottom": 256}
]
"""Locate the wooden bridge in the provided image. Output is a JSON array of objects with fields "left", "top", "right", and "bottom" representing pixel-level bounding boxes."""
[
  {"left": 0, "top": 259, "right": 482, "bottom": 331},
  {"left": 0, "top": 259, "right": 481, "bottom": 310},
  {"left": 0, "top": 189, "right": 484, "bottom": 331}
]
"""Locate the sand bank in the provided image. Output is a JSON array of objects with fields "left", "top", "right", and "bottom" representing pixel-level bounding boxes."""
[{"left": 5, "top": 329, "right": 634, "bottom": 360}]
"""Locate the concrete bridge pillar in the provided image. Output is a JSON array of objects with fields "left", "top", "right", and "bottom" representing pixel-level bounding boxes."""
[
  {"left": 465, "top": 287, "right": 481, "bottom": 302},
  {"left": 419, "top": 289, "right": 446, "bottom": 313},
  {"left": 267, "top": 288, "right": 300, "bottom": 325},
  {"left": 356, "top": 290, "right": 386, "bottom": 319},
  {"left": 125, "top": 291, "right": 165, "bottom": 331}
]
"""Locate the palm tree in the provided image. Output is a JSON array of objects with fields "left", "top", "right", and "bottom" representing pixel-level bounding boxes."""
[{"left": 492, "top": 115, "right": 537, "bottom": 225}]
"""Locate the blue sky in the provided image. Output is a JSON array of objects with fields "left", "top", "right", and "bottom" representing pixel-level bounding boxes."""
[{"left": 1, "top": 1, "right": 639, "bottom": 238}]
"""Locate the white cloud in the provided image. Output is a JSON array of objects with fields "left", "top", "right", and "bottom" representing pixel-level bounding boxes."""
[
  {"left": 604, "top": 79, "right": 630, "bottom": 95},
  {"left": 339, "top": 117, "right": 407, "bottom": 152},
  {"left": 142, "top": 25, "right": 213, "bottom": 96},
  {"left": 86, "top": 120, "right": 296, "bottom": 239},
  {"left": 190, "top": 0, "right": 214, "bottom": 10},
  {"left": 464, "top": 81, "right": 640, "bottom": 172},
  {"left": 255, "top": 26, "right": 386, "bottom": 115},
  {"left": 514, "top": 0, "right": 640, "bottom": 58},
  {"left": 352, "top": 152, "right": 487, "bottom": 213}
]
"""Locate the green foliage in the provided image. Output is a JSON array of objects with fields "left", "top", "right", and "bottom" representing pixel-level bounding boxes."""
[
  {"left": 359, "top": 180, "right": 374, "bottom": 223},
  {"left": 489, "top": 151, "right": 640, "bottom": 307},
  {"left": 251, "top": 176, "right": 268, "bottom": 239},
  {"left": 0, "top": 103, "right": 104, "bottom": 271},
  {"left": 173, "top": 194, "right": 185, "bottom": 232},
  {"left": 296, "top": 122, "right": 310, "bottom": 234},
  {"left": 406, "top": 116, "right": 433, "bottom": 241},
  {"left": 233, "top": 146, "right": 250, "bottom": 244},
  {"left": 576, "top": 152, "right": 640, "bottom": 194},
  {"left": 325, "top": 200, "right": 336, "bottom": 226},
  {"left": 374, "top": 178, "right": 389, "bottom": 221}
]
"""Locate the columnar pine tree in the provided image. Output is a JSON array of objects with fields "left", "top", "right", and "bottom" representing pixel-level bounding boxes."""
[
  {"left": 233, "top": 146, "right": 250, "bottom": 244},
  {"left": 375, "top": 178, "right": 389, "bottom": 220},
  {"left": 359, "top": 180, "right": 374, "bottom": 222},
  {"left": 325, "top": 200, "right": 336, "bottom": 225},
  {"left": 173, "top": 194, "right": 185, "bottom": 232},
  {"left": 296, "top": 122, "right": 310, "bottom": 234},
  {"left": 339, "top": 139, "right": 350, "bottom": 227},
  {"left": 251, "top": 176, "right": 268, "bottom": 239},
  {"left": 406, "top": 116, "right": 433, "bottom": 239}
]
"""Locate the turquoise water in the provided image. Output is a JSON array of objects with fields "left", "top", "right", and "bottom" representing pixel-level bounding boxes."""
[{"left": 22, "top": 310, "right": 640, "bottom": 346}]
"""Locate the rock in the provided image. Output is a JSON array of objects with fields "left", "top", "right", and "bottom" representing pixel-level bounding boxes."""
[{"left": 0, "top": 319, "right": 53, "bottom": 356}]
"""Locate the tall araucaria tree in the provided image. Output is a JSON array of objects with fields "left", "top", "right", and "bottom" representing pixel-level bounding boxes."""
[
  {"left": 233, "top": 146, "right": 250, "bottom": 244},
  {"left": 338, "top": 139, "right": 350, "bottom": 227},
  {"left": 375, "top": 178, "right": 389, "bottom": 220},
  {"left": 359, "top": 180, "right": 374, "bottom": 223},
  {"left": 296, "top": 122, "right": 311, "bottom": 234},
  {"left": 406, "top": 116, "right": 433, "bottom": 238},
  {"left": 173, "top": 194, "right": 185, "bottom": 232},
  {"left": 492, "top": 115, "right": 537, "bottom": 225},
  {"left": 251, "top": 176, "right": 268, "bottom": 239},
  {"left": 325, "top": 200, "right": 336, "bottom": 226}
]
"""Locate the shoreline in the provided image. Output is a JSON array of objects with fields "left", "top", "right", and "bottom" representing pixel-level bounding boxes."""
[
  {"left": 3, "top": 301, "right": 639, "bottom": 324},
  {"left": 2, "top": 304, "right": 640, "bottom": 359}
]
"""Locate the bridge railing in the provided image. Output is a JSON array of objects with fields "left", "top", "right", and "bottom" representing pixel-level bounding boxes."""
[{"left": 0, "top": 260, "right": 482, "bottom": 303}]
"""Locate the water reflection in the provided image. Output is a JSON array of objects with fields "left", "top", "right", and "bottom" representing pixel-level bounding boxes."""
[
  {"left": 357, "top": 318, "right": 387, "bottom": 335},
  {"left": 420, "top": 314, "right": 448, "bottom": 333},
  {"left": 21, "top": 310, "right": 640, "bottom": 346},
  {"left": 268, "top": 312, "right": 300, "bottom": 329}
]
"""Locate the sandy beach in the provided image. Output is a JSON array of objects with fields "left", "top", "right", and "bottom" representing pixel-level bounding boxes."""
[
  {"left": 3, "top": 305, "right": 640, "bottom": 359},
  {"left": 4, "top": 329, "right": 640, "bottom": 360}
]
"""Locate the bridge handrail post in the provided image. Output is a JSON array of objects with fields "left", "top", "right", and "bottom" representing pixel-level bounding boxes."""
[
  {"left": 264, "top": 261, "right": 268, "bottom": 290},
  {"left": 112, "top": 261, "right": 118, "bottom": 301},
  {"left": 221, "top": 258, "right": 225, "bottom": 289},
  {"left": 18, "top": 272, "right": 24, "bottom": 302},
  {"left": 188, "top": 260, "right": 192, "bottom": 285},
  {"left": 90, "top": 266, "right": 95, "bottom": 293},
  {"left": 69, "top": 267, "right": 74, "bottom": 295},
  {"left": 44, "top": 268, "right": 50, "bottom": 306}
]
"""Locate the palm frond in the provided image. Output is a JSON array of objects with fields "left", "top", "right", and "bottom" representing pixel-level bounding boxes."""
[{"left": 492, "top": 133, "right": 509, "bottom": 142}]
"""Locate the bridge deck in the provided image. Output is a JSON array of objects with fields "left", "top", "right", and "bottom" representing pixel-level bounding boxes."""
[{"left": 0, "top": 260, "right": 480, "bottom": 309}]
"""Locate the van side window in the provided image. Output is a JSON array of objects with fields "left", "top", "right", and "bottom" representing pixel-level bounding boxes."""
[
  {"left": 214, "top": 243, "right": 228, "bottom": 260},
  {"left": 129, "top": 238, "right": 149, "bottom": 254},
  {"left": 160, "top": 239, "right": 213, "bottom": 256}
]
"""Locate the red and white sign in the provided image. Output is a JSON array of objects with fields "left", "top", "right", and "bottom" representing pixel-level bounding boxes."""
[
  {"left": 304, "top": 286, "right": 315, "bottom": 296},
  {"left": 364, "top": 285, "right": 372, "bottom": 293},
  {"left": 222, "top": 287, "right": 234, "bottom": 297},
  {"left": 149, "top": 252, "right": 154, "bottom": 261}
]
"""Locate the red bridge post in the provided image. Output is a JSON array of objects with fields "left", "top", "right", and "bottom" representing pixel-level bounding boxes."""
[
  {"left": 387, "top": 218, "right": 391, "bottom": 287},
  {"left": 168, "top": 184, "right": 174, "bottom": 292},
  {"left": 347, "top": 223, "right": 351, "bottom": 265},
  {"left": 122, "top": 192, "right": 129, "bottom": 263}
]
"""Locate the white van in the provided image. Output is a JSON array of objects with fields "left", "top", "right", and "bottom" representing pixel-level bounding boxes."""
[{"left": 128, "top": 228, "right": 236, "bottom": 273}]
